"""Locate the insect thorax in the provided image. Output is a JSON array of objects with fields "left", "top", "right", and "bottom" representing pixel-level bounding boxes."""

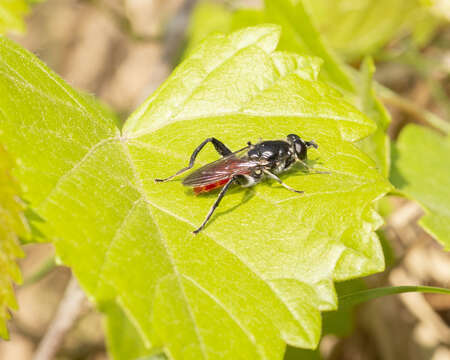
[{"left": 246, "top": 140, "right": 297, "bottom": 176}]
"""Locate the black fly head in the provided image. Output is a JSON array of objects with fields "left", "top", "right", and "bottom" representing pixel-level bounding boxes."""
[{"left": 286, "top": 134, "right": 318, "bottom": 160}]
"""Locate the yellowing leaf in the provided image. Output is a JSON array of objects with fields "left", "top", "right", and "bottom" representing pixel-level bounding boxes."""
[
  {"left": 0, "top": 144, "right": 27, "bottom": 339},
  {"left": 0, "top": 26, "right": 390, "bottom": 358}
]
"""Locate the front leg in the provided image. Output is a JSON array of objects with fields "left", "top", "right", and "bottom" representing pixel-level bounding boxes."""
[
  {"left": 155, "top": 137, "right": 232, "bottom": 182},
  {"left": 263, "top": 170, "right": 304, "bottom": 194}
]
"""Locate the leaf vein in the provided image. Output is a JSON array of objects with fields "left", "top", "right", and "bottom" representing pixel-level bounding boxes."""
[
  {"left": 37, "top": 137, "right": 119, "bottom": 211},
  {"left": 167, "top": 33, "right": 275, "bottom": 123},
  {"left": 120, "top": 140, "right": 208, "bottom": 360},
  {"left": 182, "top": 274, "right": 269, "bottom": 360},
  {"left": 0, "top": 40, "right": 110, "bottom": 125},
  {"left": 93, "top": 197, "right": 145, "bottom": 295},
  {"left": 130, "top": 112, "right": 370, "bottom": 139}
]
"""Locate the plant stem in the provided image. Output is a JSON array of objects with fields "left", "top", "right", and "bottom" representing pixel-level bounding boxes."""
[
  {"left": 338, "top": 285, "right": 450, "bottom": 309},
  {"left": 378, "top": 85, "right": 450, "bottom": 135},
  {"left": 32, "top": 277, "right": 86, "bottom": 360}
]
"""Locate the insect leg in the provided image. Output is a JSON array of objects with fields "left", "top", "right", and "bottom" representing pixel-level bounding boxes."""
[
  {"left": 297, "top": 160, "right": 330, "bottom": 174},
  {"left": 155, "top": 138, "right": 232, "bottom": 182},
  {"left": 193, "top": 176, "right": 237, "bottom": 234},
  {"left": 263, "top": 170, "right": 304, "bottom": 194}
]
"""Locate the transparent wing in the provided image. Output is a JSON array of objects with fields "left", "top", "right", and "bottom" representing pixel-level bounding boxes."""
[{"left": 182, "top": 146, "right": 258, "bottom": 187}]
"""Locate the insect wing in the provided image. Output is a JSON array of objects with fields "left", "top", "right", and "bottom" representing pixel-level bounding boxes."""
[{"left": 183, "top": 147, "right": 257, "bottom": 187}]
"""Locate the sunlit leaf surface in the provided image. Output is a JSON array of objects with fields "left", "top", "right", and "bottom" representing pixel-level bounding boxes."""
[{"left": 0, "top": 26, "right": 390, "bottom": 358}]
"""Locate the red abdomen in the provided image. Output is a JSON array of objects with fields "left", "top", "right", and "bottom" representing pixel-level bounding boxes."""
[{"left": 193, "top": 178, "right": 230, "bottom": 194}]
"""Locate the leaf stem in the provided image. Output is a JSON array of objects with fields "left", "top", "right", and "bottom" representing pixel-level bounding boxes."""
[
  {"left": 338, "top": 285, "right": 450, "bottom": 309},
  {"left": 378, "top": 85, "right": 450, "bottom": 135}
]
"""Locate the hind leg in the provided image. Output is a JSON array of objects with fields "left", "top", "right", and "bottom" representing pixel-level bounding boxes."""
[
  {"left": 193, "top": 176, "right": 237, "bottom": 234},
  {"left": 155, "top": 138, "right": 232, "bottom": 182}
]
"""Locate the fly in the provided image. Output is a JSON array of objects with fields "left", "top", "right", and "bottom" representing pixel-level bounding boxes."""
[{"left": 155, "top": 134, "right": 324, "bottom": 234}]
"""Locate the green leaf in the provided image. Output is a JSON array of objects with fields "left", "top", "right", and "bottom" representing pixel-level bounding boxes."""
[
  {"left": 103, "top": 301, "right": 152, "bottom": 360},
  {"left": 0, "top": 0, "right": 29, "bottom": 35},
  {"left": 322, "top": 279, "right": 366, "bottom": 337},
  {"left": 284, "top": 346, "right": 321, "bottom": 360},
  {"left": 231, "top": 9, "right": 266, "bottom": 30},
  {"left": 185, "top": 3, "right": 393, "bottom": 178},
  {"left": 323, "top": 283, "right": 450, "bottom": 340},
  {"left": 184, "top": 2, "right": 266, "bottom": 58},
  {"left": 263, "top": 0, "right": 354, "bottom": 92},
  {"left": 0, "top": 26, "right": 390, "bottom": 358},
  {"left": 356, "top": 57, "right": 391, "bottom": 178},
  {"left": 303, "top": 0, "right": 435, "bottom": 60},
  {"left": 22, "top": 205, "right": 46, "bottom": 243},
  {"left": 411, "top": 8, "right": 442, "bottom": 47},
  {"left": 184, "top": 2, "right": 233, "bottom": 58},
  {"left": 281, "top": 281, "right": 364, "bottom": 359},
  {"left": 391, "top": 124, "right": 450, "bottom": 249},
  {"left": 185, "top": 1, "right": 354, "bottom": 92},
  {"left": 0, "top": 144, "right": 27, "bottom": 339},
  {"left": 138, "top": 355, "right": 168, "bottom": 360},
  {"left": 338, "top": 285, "right": 450, "bottom": 309}
]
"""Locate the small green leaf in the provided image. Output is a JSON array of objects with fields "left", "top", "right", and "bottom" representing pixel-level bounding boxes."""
[
  {"left": 356, "top": 57, "right": 391, "bottom": 178},
  {"left": 0, "top": 144, "right": 27, "bottom": 339},
  {"left": 391, "top": 124, "right": 450, "bottom": 249},
  {"left": 0, "top": 0, "right": 29, "bottom": 35},
  {"left": 1, "top": 26, "right": 390, "bottom": 358}
]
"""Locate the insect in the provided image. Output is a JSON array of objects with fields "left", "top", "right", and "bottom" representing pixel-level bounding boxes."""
[{"left": 155, "top": 134, "right": 321, "bottom": 234}]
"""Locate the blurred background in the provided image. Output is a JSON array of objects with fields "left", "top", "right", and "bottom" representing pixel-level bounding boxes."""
[{"left": 0, "top": 0, "right": 449, "bottom": 359}]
